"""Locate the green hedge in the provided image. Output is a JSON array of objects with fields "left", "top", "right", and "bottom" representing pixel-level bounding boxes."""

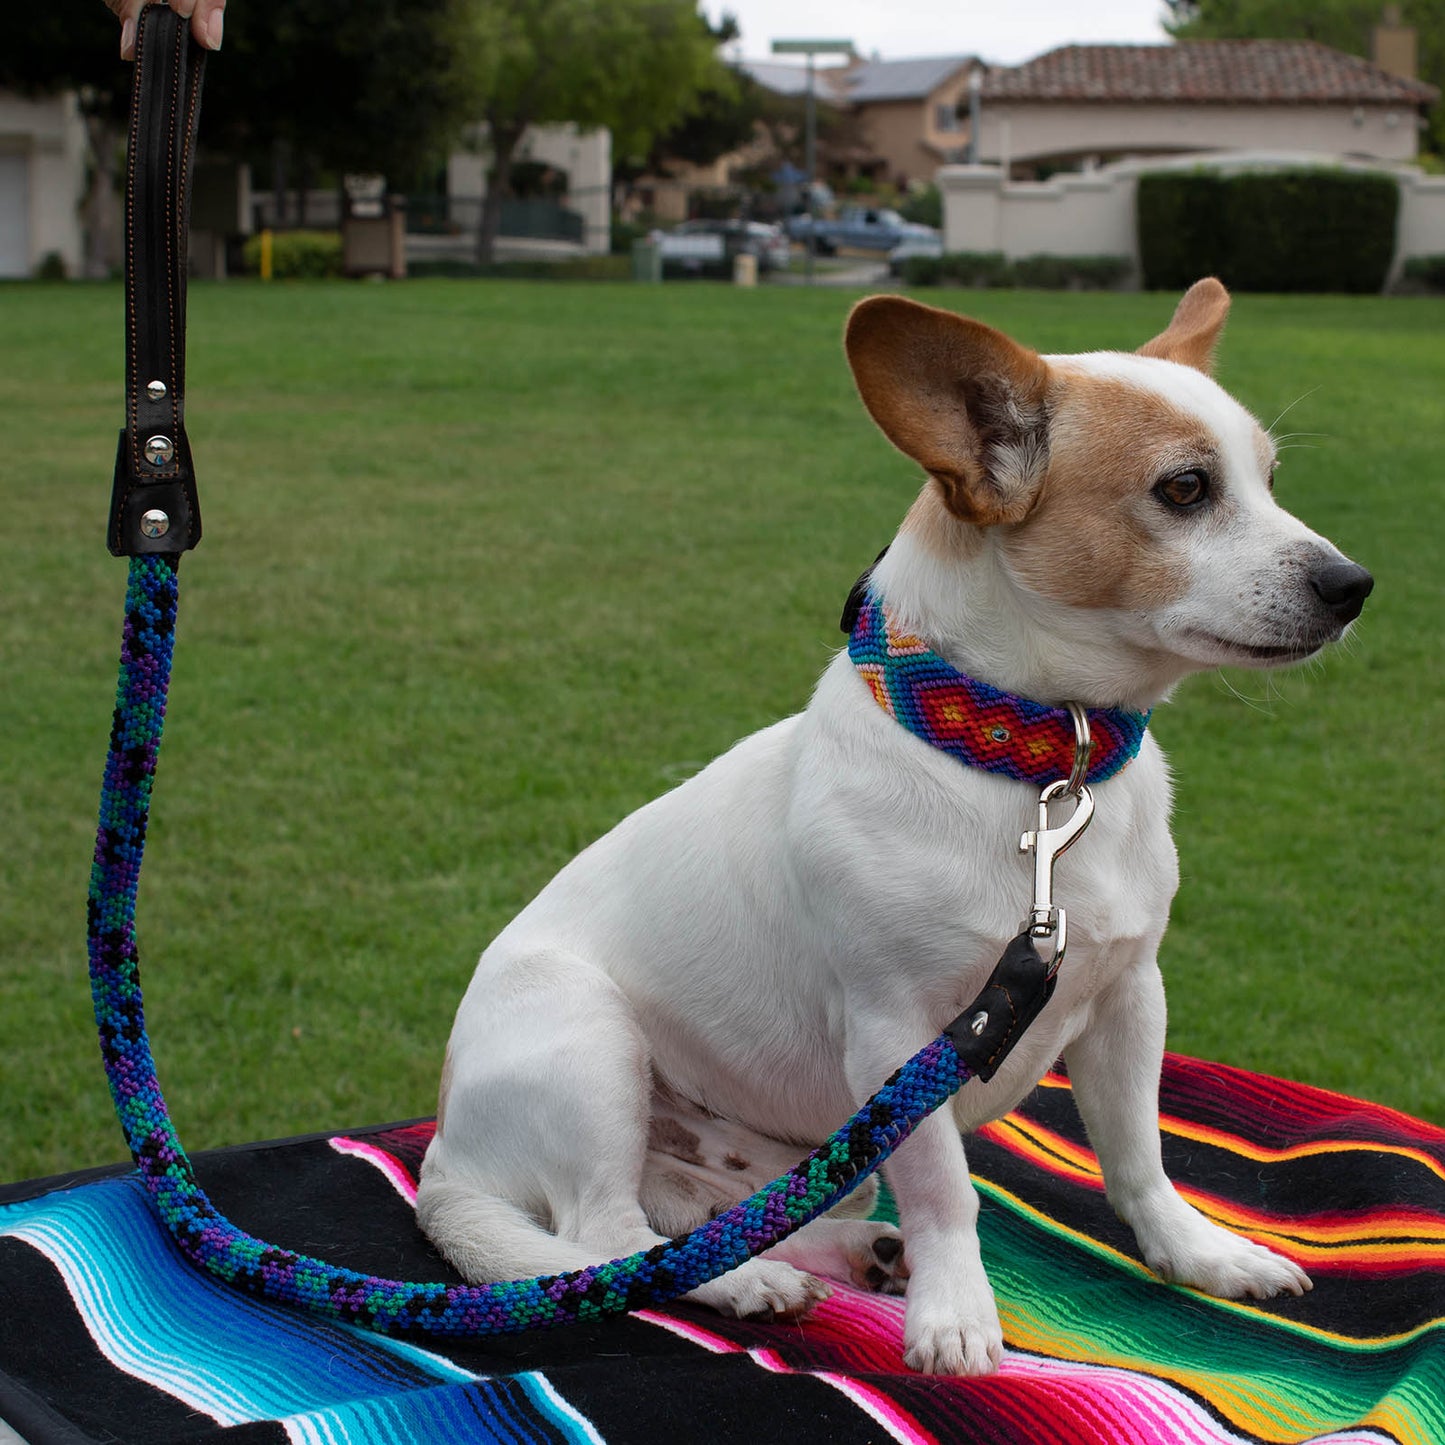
[
  {"left": 901, "top": 251, "right": 1130, "bottom": 290},
  {"left": 1137, "top": 169, "right": 1399, "bottom": 294},
  {"left": 241, "top": 230, "right": 343, "bottom": 279},
  {"left": 1402, "top": 253, "right": 1445, "bottom": 290},
  {"left": 406, "top": 255, "right": 632, "bottom": 281}
]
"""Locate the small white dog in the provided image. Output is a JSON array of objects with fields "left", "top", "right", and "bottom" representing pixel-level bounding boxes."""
[{"left": 418, "top": 280, "right": 1372, "bottom": 1375}]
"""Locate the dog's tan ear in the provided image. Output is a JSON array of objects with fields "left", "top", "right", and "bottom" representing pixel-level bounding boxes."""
[
  {"left": 1137, "top": 277, "right": 1230, "bottom": 374},
  {"left": 845, "top": 296, "right": 1050, "bottom": 527}
]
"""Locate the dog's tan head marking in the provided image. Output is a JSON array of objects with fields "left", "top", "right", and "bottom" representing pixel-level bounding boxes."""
[
  {"left": 1003, "top": 374, "right": 1216, "bottom": 611},
  {"left": 1136, "top": 276, "right": 1231, "bottom": 374},
  {"left": 845, "top": 296, "right": 1050, "bottom": 527}
]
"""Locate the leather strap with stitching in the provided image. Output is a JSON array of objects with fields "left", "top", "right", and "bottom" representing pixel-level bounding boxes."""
[
  {"left": 943, "top": 933, "right": 1056, "bottom": 1083},
  {"left": 107, "top": 1, "right": 206, "bottom": 557}
]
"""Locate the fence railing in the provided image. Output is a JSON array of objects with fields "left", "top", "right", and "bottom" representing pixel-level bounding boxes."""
[
  {"left": 251, "top": 191, "right": 586, "bottom": 245},
  {"left": 405, "top": 195, "right": 585, "bottom": 243}
]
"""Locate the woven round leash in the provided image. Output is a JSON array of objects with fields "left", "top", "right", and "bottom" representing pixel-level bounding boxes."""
[
  {"left": 89, "top": 556, "right": 1054, "bottom": 1335},
  {"left": 85, "top": 3, "right": 1056, "bottom": 1340}
]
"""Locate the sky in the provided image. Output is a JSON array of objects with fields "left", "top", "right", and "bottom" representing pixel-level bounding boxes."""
[{"left": 702, "top": 0, "right": 1173, "bottom": 67}]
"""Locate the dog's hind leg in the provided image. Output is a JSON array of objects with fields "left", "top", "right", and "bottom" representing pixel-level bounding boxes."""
[
  {"left": 417, "top": 947, "right": 827, "bottom": 1320},
  {"left": 765, "top": 1215, "right": 909, "bottom": 1295}
]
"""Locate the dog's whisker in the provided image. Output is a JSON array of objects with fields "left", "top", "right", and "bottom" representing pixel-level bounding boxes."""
[
  {"left": 1213, "top": 668, "right": 1276, "bottom": 714},
  {"left": 1266, "top": 387, "right": 1322, "bottom": 435}
]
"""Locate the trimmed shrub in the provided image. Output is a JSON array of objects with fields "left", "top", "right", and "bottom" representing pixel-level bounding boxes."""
[
  {"left": 1012, "top": 253, "right": 1132, "bottom": 290},
  {"left": 1136, "top": 173, "right": 1227, "bottom": 291},
  {"left": 407, "top": 255, "right": 632, "bottom": 282},
  {"left": 899, "top": 183, "right": 942, "bottom": 229},
  {"left": 899, "top": 255, "right": 943, "bottom": 287},
  {"left": 942, "top": 250, "right": 1012, "bottom": 287},
  {"left": 1137, "top": 169, "right": 1399, "bottom": 294},
  {"left": 241, "top": 230, "right": 343, "bottom": 279},
  {"left": 902, "top": 251, "right": 1129, "bottom": 291},
  {"left": 900, "top": 250, "right": 1010, "bottom": 288},
  {"left": 1402, "top": 253, "right": 1445, "bottom": 291},
  {"left": 610, "top": 217, "right": 653, "bottom": 256}
]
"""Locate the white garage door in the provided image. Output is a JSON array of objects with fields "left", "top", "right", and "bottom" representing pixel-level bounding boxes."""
[{"left": 0, "top": 152, "right": 31, "bottom": 279}]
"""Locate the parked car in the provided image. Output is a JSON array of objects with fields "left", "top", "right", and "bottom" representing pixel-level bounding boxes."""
[
  {"left": 787, "top": 206, "right": 939, "bottom": 257},
  {"left": 887, "top": 232, "right": 945, "bottom": 276},
  {"left": 676, "top": 219, "right": 791, "bottom": 270},
  {"left": 651, "top": 219, "right": 791, "bottom": 276}
]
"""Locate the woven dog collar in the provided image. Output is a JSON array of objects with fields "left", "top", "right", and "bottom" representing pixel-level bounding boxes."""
[{"left": 847, "top": 593, "right": 1150, "bottom": 786}]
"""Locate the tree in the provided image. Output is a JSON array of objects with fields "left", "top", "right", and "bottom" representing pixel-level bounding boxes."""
[
  {"left": 641, "top": 76, "right": 762, "bottom": 177},
  {"left": 1164, "top": 0, "right": 1445, "bottom": 154},
  {"left": 2, "top": 0, "right": 478, "bottom": 271},
  {"left": 458, "top": 0, "right": 731, "bottom": 262}
]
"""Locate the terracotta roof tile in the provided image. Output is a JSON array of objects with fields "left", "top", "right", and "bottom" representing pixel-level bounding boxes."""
[{"left": 981, "top": 41, "right": 1438, "bottom": 107}]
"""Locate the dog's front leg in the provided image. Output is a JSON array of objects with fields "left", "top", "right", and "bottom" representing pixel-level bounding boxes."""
[
  {"left": 848, "top": 1016, "right": 1003, "bottom": 1376},
  {"left": 1066, "top": 958, "right": 1312, "bottom": 1300}
]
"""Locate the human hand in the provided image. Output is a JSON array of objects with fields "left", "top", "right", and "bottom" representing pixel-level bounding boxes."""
[{"left": 106, "top": 0, "right": 225, "bottom": 60}]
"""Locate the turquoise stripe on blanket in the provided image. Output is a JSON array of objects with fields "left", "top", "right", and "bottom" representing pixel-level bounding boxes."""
[{"left": 0, "top": 1177, "right": 473, "bottom": 1424}]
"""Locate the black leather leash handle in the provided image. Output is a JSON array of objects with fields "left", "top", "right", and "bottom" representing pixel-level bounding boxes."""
[{"left": 107, "top": 1, "right": 206, "bottom": 558}]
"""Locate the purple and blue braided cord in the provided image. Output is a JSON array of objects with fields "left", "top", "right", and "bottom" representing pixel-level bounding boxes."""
[{"left": 88, "top": 556, "right": 977, "bottom": 1337}]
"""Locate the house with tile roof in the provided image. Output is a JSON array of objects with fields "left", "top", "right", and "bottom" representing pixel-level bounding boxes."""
[
  {"left": 733, "top": 54, "right": 976, "bottom": 188},
  {"left": 834, "top": 56, "right": 978, "bottom": 186},
  {"left": 974, "top": 41, "right": 1438, "bottom": 177},
  {"left": 938, "top": 40, "right": 1444, "bottom": 288}
]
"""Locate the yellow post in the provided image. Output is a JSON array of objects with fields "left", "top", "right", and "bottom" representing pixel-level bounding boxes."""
[{"left": 259, "top": 228, "right": 273, "bottom": 281}]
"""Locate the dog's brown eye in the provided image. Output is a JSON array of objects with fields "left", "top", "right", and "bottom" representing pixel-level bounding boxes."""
[{"left": 1155, "top": 470, "right": 1209, "bottom": 510}]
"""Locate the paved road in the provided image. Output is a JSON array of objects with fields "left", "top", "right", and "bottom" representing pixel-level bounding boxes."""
[{"left": 767, "top": 260, "right": 892, "bottom": 287}]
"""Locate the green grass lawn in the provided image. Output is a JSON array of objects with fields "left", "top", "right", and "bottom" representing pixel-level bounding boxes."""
[{"left": 2, "top": 278, "right": 1441, "bottom": 1184}]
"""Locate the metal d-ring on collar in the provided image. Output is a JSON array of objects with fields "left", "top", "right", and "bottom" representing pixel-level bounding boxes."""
[{"left": 1019, "top": 701, "right": 1096, "bottom": 974}]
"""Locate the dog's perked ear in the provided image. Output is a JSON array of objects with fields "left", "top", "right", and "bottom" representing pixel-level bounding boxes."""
[
  {"left": 1137, "top": 277, "right": 1231, "bottom": 375},
  {"left": 845, "top": 296, "right": 1050, "bottom": 527}
]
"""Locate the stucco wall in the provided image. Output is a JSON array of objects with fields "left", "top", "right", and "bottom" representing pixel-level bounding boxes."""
[
  {"left": 0, "top": 90, "right": 87, "bottom": 277},
  {"left": 940, "top": 153, "right": 1445, "bottom": 286},
  {"left": 941, "top": 165, "right": 1136, "bottom": 263},
  {"left": 1397, "top": 170, "right": 1445, "bottom": 265},
  {"left": 974, "top": 101, "right": 1422, "bottom": 170}
]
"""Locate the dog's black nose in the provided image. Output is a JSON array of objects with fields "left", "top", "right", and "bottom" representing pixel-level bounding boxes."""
[{"left": 1310, "top": 560, "right": 1374, "bottom": 623}]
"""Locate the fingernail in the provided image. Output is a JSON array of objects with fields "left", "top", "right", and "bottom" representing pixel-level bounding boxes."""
[
  {"left": 205, "top": 8, "right": 223, "bottom": 49},
  {"left": 173, "top": 0, "right": 196, "bottom": 16},
  {"left": 121, "top": 15, "right": 136, "bottom": 57}
]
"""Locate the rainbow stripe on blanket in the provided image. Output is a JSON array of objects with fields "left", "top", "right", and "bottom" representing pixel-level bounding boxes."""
[{"left": 2, "top": 1054, "right": 1442, "bottom": 1444}]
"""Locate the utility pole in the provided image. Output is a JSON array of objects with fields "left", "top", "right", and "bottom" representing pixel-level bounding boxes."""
[{"left": 771, "top": 39, "right": 853, "bottom": 283}]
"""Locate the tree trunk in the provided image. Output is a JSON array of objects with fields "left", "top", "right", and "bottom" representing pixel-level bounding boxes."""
[
  {"left": 80, "top": 113, "right": 124, "bottom": 279},
  {"left": 271, "top": 139, "right": 288, "bottom": 227},
  {"left": 476, "top": 123, "right": 526, "bottom": 267}
]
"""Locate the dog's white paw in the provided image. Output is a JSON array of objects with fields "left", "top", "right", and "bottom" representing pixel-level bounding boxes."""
[
  {"left": 1135, "top": 1203, "right": 1312, "bottom": 1299},
  {"left": 1150, "top": 1232, "right": 1312, "bottom": 1299},
  {"left": 852, "top": 1223, "right": 910, "bottom": 1295},
  {"left": 903, "top": 1309, "right": 1005, "bottom": 1376},
  {"left": 770, "top": 1218, "right": 910, "bottom": 1294},
  {"left": 689, "top": 1258, "right": 832, "bottom": 1321}
]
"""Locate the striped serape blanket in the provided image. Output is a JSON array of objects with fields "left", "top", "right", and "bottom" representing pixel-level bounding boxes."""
[{"left": 2, "top": 1053, "right": 1441, "bottom": 1445}]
